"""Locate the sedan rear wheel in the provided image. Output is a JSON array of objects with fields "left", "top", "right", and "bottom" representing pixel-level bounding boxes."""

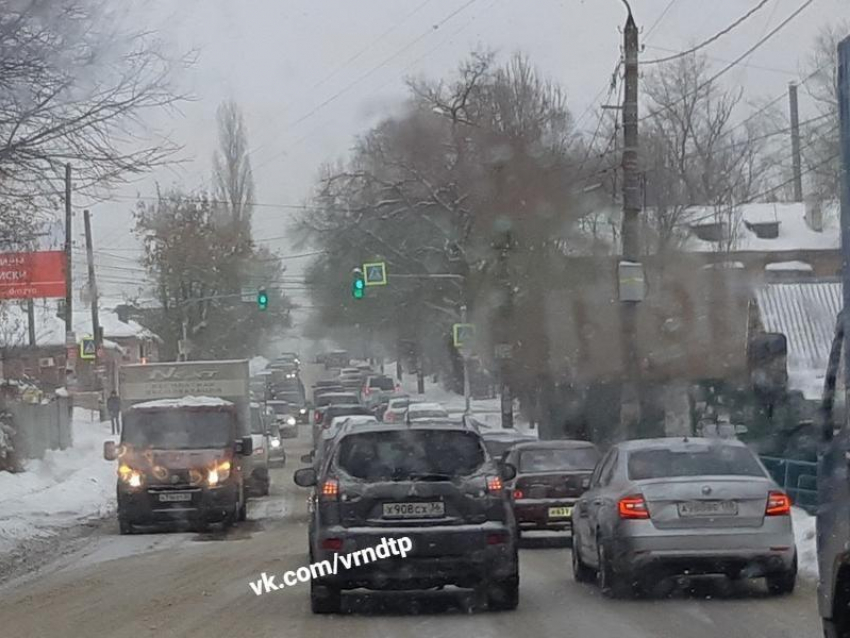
[
  {"left": 766, "top": 553, "right": 797, "bottom": 596},
  {"left": 597, "top": 540, "right": 631, "bottom": 598},
  {"left": 572, "top": 541, "right": 595, "bottom": 583}
]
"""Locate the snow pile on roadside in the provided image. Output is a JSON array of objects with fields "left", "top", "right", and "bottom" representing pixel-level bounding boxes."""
[
  {"left": 793, "top": 507, "right": 818, "bottom": 580},
  {"left": 0, "top": 409, "right": 116, "bottom": 554}
]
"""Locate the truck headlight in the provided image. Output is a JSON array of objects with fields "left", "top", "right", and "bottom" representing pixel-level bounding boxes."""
[
  {"left": 118, "top": 464, "right": 143, "bottom": 488},
  {"left": 208, "top": 460, "right": 231, "bottom": 486}
]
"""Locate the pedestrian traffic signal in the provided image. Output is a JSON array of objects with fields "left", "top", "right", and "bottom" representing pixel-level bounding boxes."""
[
  {"left": 257, "top": 288, "right": 269, "bottom": 310},
  {"left": 352, "top": 270, "right": 365, "bottom": 299}
]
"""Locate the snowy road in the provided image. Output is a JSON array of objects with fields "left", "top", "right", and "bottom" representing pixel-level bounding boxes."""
[{"left": 0, "top": 424, "right": 822, "bottom": 638}]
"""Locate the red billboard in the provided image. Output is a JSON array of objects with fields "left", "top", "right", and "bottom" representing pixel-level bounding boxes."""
[{"left": 0, "top": 251, "right": 67, "bottom": 300}]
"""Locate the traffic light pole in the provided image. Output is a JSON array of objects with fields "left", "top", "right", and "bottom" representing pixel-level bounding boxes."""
[{"left": 461, "top": 305, "right": 471, "bottom": 415}]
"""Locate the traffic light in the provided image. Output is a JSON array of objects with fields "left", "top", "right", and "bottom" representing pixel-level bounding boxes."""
[
  {"left": 257, "top": 288, "right": 269, "bottom": 310},
  {"left": 351, "top": 269, "right": 365, "bottom": 299}
]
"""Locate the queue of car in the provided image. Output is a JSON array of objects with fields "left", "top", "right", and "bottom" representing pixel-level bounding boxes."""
[{"left": 292, "top": 379, "right": 799, "bottom": 613}]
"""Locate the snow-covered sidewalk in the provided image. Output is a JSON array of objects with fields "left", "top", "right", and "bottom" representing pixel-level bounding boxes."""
[{"left": 0, "top": 409, "right": 116, "bottom": 555}]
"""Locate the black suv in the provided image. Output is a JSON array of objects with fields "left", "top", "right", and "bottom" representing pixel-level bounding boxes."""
[{"left": 294, "top": 420, "right": 519, "bottom": 614}]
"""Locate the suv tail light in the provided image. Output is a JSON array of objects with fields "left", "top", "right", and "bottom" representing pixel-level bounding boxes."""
[
  {"left": 766, "top": 491, "right": 791, "bottom": 516},
  {"left": 486, "top": 476, "right": 503, "bottom": 493},
  {"left": 320, "top": 478, "right": 339, "bottom": 500},
  {"left": 321, "top": 537, "right": 343, "bottom": 550},
  {"left": 618, "top": 494, "right": 649, "bottom": 519},
  {"left": 314, "top": 410, "right": 324, "bottom": 424}
]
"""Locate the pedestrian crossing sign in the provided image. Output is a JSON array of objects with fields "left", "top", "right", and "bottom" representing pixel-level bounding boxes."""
[
  {"left": 363, "top": 261, "right": 387, "bottom": 286},
  {"left": 80, "top": 337, "right": 96, "bottom": 360}
]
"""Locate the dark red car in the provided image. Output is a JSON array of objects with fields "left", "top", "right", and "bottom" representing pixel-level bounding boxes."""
[{"left": 504, "top": 440, "right": 600, "bottom": 536}]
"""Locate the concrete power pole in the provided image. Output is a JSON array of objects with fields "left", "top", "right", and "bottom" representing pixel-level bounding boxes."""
[
  {"left": 838, "top": 36, "right": 850, "bottom": 422},
  {"left": 83, "top": 210, "right": 102, "bottom": 357},
  {"left": 619, "top": 8, "right": 642, "bottom": 440},
  {"left": 63, "top": 163, "right": 73, "bottom": 333},
  {"left": 789, "top": 82, "right": 804, "bottom": 203}
]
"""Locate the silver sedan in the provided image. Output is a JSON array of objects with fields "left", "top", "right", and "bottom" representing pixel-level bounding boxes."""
[{"left": 571, "top": 437, "right": 796, "bottom": 598}]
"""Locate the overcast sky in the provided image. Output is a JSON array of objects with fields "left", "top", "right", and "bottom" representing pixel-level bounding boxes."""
[{"left": 85, "top": 0, "right": 847, "bottom": 301}]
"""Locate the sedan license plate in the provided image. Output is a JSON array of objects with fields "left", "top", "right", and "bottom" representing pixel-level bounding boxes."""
[
  {"left": 548, "top": 506, "right": 572, "bottom": 519},
  {"left": 158, "top": 492, "right": 192, "bottom": 503},
  {"left": 382, "top": 501, "right": 445, "bottom": 519},
  {"left": 677, "top": 500, "right": 737, "bottom": 517}
]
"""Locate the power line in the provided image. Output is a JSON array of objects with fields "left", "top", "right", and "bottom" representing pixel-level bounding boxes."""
[
  {"left": 249, "top": 0, "right": 481, "bottom": 177},
  {"left": 643, "top": 0, "right": 773, "bottom": 64},
  {"left": 640, "top": 0, "right": 817, "bottom": 123},
  {"left": 645, "top": 0, "right": 681, "bottom": 38},
  {"left": 643, "top": 44, "right": 798, "bottom": 77}
]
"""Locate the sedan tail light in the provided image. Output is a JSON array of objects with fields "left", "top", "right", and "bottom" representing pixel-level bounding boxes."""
[
  {"left": 618, "top": 494, "right": 650, "bottom": 519},
  {"left": 766, "top": 491, "right": 792, "bottom": 516},
  {"left": 512, "top": 488, "right": 524, "bottom": 500}
]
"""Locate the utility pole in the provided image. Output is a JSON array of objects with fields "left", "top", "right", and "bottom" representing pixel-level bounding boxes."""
[
  {"left": 789, "top": 82, "right": 804, "bottom": 203},
  {"left": 461, "top": 305, "right": 471, "bottom": 414},
  {"left": 619, "top": 6, "right": 641, "bottom": 440},
  {"left": 63, "top": 163, "right": 73, "bottom": 333},
  {"left": 837, "top": 36, "right": 850, "bottom": 421},
  {"left": 83, "top": 210, "right": 102, "bottom": 358},
  {"left": 495, "top": 227, "right": 514, "bottom": 429},
  {"left": 26, "top": 299, "right": 35, "bottom": 346}
]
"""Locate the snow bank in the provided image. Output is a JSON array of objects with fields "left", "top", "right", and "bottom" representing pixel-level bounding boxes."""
[
  {"left": 0, "top": 409, "right": 116, "bottom": 554},
  {"left": 793, "top": 507, "right": 818, "bottom": 580},
  {"left": 130, "top": 396, "right": 233, "bottom": 410}
]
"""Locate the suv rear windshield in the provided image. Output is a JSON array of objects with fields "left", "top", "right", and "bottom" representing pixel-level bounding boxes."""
[
  {"left": 627, "top": 446, "right": 766, "bottom": 480},
  {"left": 337, "top": 430, "right": 485, "bottom": 480},
  {"left": 519, "top": 447, "right": 599, "bottom": 472},
  {"left": 369, "top": 377, "right": 395, "bottom": 391}
]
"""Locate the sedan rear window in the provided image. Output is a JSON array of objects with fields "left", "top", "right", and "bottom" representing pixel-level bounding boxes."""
[
  {"left": 519, "top": 447, "right": 600, "bottom": 472},
  {"left": 627, "top": 446, "right": 766, "bottom": 480},
  {"left": 369, "top": 377, "right": 395, "bottom": 390},
  {"left": 337, "top": 430, "right": 485, "bottom": 480}
]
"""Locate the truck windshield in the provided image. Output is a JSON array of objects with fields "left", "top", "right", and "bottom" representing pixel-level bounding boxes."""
[{"left": 122, "top": 410, "right": 234, "bottom": 449}]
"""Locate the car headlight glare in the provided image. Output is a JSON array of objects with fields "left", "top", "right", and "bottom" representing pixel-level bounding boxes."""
[
  {"left": 119, "top": 464, "right": 143, "bottom": 487},
  {"left": 299, "top": 408, "right": 307, "bottom": 414},
  {"left": 208, "top": 460, "right": 231, "bottom": 486},
  {"left": 286, "top": 416, "right": 297, "bottom": 426},
  {"left": 271, "top": 438, "right": 281, "bottom": 448}
]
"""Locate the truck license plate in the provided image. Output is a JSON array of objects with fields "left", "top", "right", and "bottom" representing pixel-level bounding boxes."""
[
  {"left": 158, "top": 492, "right": 192, "bottom": 503},
  {"left": 382, "top": 501, "right": 444, "bottom": 519}
]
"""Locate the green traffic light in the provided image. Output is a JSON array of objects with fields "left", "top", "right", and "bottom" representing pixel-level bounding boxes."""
[
  {"left": 257, "top": 288, "right": 269, "bottom": 310},
  {"left": 352, "top": 274, "right": 365, "bottom": 299}
]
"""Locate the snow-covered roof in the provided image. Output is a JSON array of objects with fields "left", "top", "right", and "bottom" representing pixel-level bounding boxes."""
[
  {"left": 765, "top": 261, "right": 814, "bottom": 273},
  {"left": 683, "top": 202, "right": 839, "bottom": 253},
  {"left": 754, "top": 282, "right": 841, "bottom": 399},
  {"left": 0, "top": 302, "right": 160, "bottom": 348},
  {"left": 130, "top": 396, "right": 234, "bottom": 410}
]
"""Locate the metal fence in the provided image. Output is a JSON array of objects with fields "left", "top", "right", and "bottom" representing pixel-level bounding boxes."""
[
  {"left": 6, "top": 396, "right": 72, "bottom": 460},
  {"left": 760, "top": 455, "right": 817, "bottom": 514}
]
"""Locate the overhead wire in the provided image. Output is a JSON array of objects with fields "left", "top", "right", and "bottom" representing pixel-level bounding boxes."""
[{"left": 643, "top": 0, "right": 773, "bottom": 64}]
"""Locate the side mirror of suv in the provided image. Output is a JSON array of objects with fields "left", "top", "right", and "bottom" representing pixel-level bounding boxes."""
[
  {"left": 236, "top": 436, "right": 253, "bottom": 456},
  {"left": 500, "top": 462, "right": 517, "bottom": 482},
  {"left": 294, "top": 467, "right": 317, "bottom": 487},
  {"left": 103, "top": 440, "right": 118, "bottom": 461}
]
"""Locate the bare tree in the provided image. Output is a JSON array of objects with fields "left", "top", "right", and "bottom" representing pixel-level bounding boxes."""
[
  {"left": 0, "top": 0, "right": 187, "bottom": 206},
  {"left": 212, "top": 99, "right": 255, "bottom": 236},
  {"left": 800, "top": 20, "right": 846, "bottom": 204},
  {"left": 640, "top": 54, "right": 776, "bottom": 252}
]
